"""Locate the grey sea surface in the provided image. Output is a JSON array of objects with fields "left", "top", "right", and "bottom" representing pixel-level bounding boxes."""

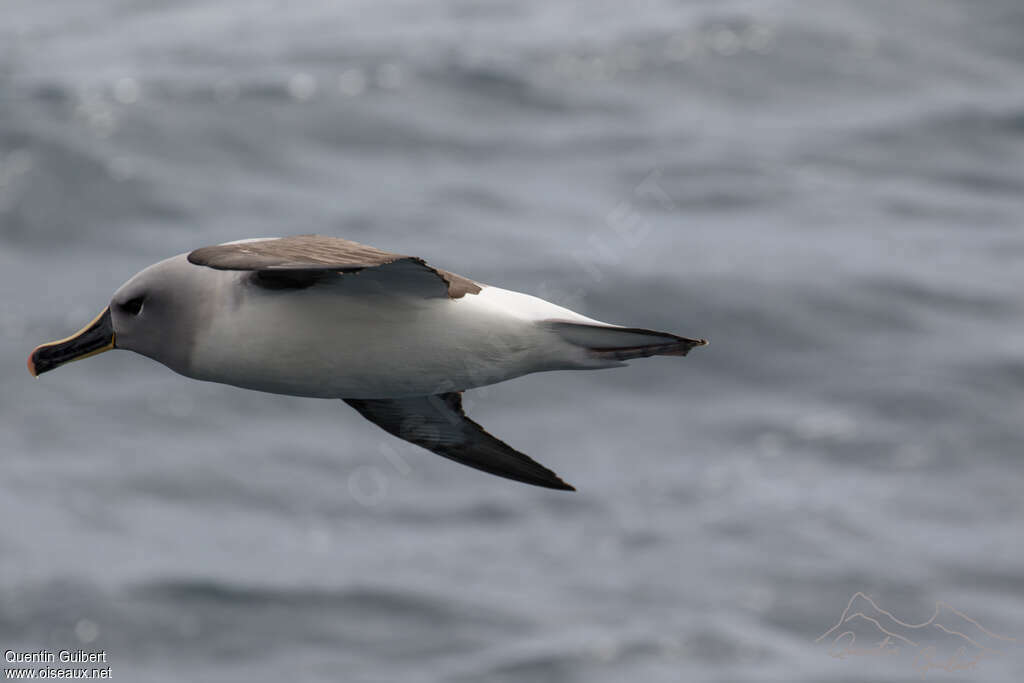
[{"left": 2, "top": 1, "right": 1024, "bottom": 681}]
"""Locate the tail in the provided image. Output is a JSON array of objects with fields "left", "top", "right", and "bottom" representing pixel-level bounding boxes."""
[{"left": 544, "top": 320, "right": 707, "bottom": 361}]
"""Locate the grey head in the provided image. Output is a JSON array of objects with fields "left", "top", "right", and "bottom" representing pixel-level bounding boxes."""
[{"left": 28, "top": 254, "right": 214, "bottom": 377}]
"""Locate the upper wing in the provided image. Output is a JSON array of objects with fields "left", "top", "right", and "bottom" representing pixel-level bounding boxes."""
[
  {"left": 343, "top": 392, "right": 575, "bottom": 491},
  {"left": 188, "top": 235, "right": 481, "bottom": 299}
]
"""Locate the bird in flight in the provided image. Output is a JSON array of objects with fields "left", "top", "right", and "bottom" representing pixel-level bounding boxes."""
[{"left": 28, "top": 235, "right": 706, "bottom": 491}]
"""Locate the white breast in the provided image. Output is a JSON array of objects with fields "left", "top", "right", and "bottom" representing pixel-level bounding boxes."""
[{"left": 187, "top": 279, "right": 604, "bottom": 399}]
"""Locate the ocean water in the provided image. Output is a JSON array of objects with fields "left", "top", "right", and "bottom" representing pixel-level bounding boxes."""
[{"left": 2, "top": 1, "right": 1023, "bottom": 681}]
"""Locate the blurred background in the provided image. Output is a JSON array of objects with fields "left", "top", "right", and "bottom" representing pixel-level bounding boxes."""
[{"left": 2, "top": 1, "right": 1023, "bottom": 681}]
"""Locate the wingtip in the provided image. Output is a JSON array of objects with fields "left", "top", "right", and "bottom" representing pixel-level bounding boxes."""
[{"left": 530, "top": 467, "right": 575, "bottom": 491}]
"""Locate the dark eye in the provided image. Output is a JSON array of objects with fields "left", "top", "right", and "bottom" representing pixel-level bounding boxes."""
[{"left": 120, "top": 296, "right": 145, "bottom": 316}]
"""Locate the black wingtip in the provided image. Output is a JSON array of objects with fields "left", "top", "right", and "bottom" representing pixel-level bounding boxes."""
[
  {"left": 344, "top": 393, "right": 578, "bottom": 492},
  {"left": 508, "top": 464, "right": 576, "bottom": 491},
  {"left": 534, "top": 475, "right": 576, "bottom": 491},
  {"left": 489, "top": 467, "right": 576, "bottom": 491}
]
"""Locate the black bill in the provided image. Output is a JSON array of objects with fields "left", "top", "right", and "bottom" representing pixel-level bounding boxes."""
[{"left": 28, "top": 307, "right": 115, "bottom": 377}]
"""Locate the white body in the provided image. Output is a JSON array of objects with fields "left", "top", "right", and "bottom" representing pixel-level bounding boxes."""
[{"left": 182, "top": 261, "right": 614, "bottom": 398}]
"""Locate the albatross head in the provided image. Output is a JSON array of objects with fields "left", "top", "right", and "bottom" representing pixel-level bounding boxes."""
[{"left": 27, "top": 255, "right": 204, "bottom": 377}]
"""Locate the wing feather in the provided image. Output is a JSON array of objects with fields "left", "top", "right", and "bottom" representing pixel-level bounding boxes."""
[
  {"left": 188, "top": 235, "right": 481, "bottom": 299},
  {"left": 343, "top": 392, "right": 575, "bottom": 491}
]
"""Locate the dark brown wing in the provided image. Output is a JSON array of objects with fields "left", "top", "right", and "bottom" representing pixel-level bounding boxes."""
[
  {"left": 343, "top": 392, "right": 575, "bottom": 491},
  {"left": 188, "top": 235, "right": 480, "bottom": 299}
]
